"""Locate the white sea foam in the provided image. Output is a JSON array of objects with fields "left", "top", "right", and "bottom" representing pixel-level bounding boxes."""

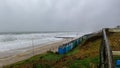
[{"left": 0, "top": 32, "right": 85, "bottom": 52}]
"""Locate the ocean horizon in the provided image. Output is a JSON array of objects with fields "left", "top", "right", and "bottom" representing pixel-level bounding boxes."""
[{"left": 0, "top": 32, "right": 85, "bottom": 52}]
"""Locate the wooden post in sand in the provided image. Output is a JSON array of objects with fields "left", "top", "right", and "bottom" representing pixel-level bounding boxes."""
[
  {"left": 32, "top": 38, "right": 35, "bottom": 67},
  {"left": 32, "top": 38, "right": 34, "bottom": 56}
]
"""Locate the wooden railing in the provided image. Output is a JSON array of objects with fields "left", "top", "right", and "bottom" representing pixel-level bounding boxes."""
[{"left": 99, "top": 29, "right": 114, "bottom": 68}]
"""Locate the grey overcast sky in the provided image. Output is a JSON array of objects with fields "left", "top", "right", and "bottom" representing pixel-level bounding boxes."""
[{"left": 0, "top": 0, "right": 120, "bottom": 32}]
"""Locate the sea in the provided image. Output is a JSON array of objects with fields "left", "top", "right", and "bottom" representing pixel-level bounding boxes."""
[{"left": 0, "top": 32, "right": 84, "bottom": 52}]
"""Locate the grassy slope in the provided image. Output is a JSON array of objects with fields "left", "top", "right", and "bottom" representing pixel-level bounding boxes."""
[
  {"left": 53, "top": 35, "right": 101, "bottom": 68},
  {"left": 3, "top": 32, "right": 120, "bottom": 68},
  {"left": 108, "top": 32, "right": 120, "bottom": 67},
  {"left": 108, "top": 32, "right": 120, "bottom": 51}
]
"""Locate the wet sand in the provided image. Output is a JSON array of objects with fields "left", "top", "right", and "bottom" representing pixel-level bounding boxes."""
[{"left": 0, "top": 38, "right": 72, "bottom": 67}]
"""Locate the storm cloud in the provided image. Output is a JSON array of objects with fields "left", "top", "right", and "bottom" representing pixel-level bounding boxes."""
[{"left": 0, "top": 0, "right": 120, "bottom": 32}]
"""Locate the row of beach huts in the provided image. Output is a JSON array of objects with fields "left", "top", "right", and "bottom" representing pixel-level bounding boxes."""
[{"left": 57, "top": 32, "right": 98, "bottom": 54}]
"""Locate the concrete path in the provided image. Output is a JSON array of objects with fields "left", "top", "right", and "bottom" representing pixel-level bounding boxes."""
[{"left": 112, "top": 51, "right": 120, "bottom": 55}]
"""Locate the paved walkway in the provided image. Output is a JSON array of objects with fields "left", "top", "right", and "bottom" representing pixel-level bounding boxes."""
[{"left": 112, "top": 51, "right": 120, "bottom": 55}]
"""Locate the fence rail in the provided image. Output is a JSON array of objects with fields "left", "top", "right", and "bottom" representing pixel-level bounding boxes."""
[{"left": 99, "top": 29, "right": 114, "bottom": 68}]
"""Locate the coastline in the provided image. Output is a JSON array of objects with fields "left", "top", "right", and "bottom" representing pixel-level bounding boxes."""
[{"left": 0, "top": 38, "right": 73, "bottom": 67}]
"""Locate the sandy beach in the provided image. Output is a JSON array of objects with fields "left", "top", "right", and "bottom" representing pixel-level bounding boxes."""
[{"left": 0, "top": 38, "right": 72, "bottom": 67}]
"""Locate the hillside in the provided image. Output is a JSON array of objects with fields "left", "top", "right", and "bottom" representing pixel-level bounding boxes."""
[{"left": 3, "top": 32, "right": 120, "bottom": 68}]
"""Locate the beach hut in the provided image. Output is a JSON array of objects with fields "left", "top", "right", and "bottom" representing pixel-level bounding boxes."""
[
  {"left": 76, "top": 39, "right": 80, "bottom": 45},
  {"left": 70, "top": 42, "right": 74, "bottom": 49},
  {"left": 68, "top": 43, "right": 71, "bottom": 51},
  {"left": 65, "top": 44, "right": 69, "bottom": 53},
  {"left": 58, "top": 45, "right": 66, "bottom": 54}
]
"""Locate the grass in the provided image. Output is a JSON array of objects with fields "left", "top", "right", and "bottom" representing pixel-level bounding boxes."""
[
  {"left": 113, "top": 56, "right": 120, "bottom": 65},
  {"left": 3, "top": 46, "right": 81, "bottom": 68},
  {"left": 69, "top": 55, "right": 120, "bottom": 68},
  {"left": 53, "top": 35, "right": 101, "bottom": 68},
  {"left": 3, "top": 32, "right": 120, "bottom": 68},
  {"left": 3, "top": 36, "right": 101, "bottom": 68},
  {"left": 3, "top": 51, "right": 63, "bottom": 68},
  {"left": 69, "top": 56, "right": 99, "bottom": 68},
  {"left": 41, "top": 51, "right": 63, "bottom": 61},
  {"left": 66, "top": 46, "right": 80, "bottom": 56}
]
